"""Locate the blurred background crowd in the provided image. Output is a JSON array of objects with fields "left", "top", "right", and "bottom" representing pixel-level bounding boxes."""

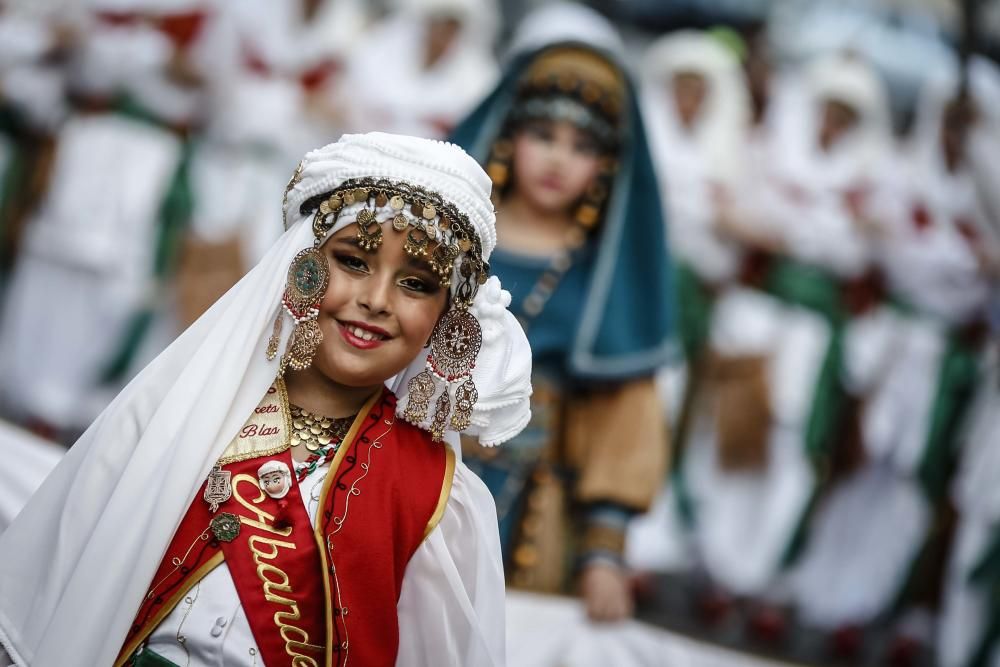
[{"left": 0, "top": 0, "right": 998, "bottom": 666}]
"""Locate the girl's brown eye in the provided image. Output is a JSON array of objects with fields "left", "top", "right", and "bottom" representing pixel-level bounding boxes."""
[
  {"left": 400, "top": 276, "right": 434, "bottom": 293},
  {"left": 335, "top": 253, "right": 368, "bottom": 272}
]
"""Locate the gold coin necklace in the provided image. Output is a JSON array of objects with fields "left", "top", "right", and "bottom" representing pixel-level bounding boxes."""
[{"left": 290, "top": 405, "right": 356, "bottom": 481}]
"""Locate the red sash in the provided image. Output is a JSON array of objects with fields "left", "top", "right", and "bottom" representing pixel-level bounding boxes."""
[
  {"left": 118, "top": 386, "right": 454, "bottom": 667},
  {"left": 219, "top": 450, "right": 327, "bottom": 666}
]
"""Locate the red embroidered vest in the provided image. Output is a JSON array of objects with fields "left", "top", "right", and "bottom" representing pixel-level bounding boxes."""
[{"left": 116, "top": 383, "right": 455, "bottom": 667}]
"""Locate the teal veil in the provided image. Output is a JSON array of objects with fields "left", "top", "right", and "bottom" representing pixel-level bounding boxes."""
[{"left": 449, "top": 7, "right": 678, "bottom": 381}]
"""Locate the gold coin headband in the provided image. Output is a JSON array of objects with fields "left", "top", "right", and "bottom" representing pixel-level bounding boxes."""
[{"left": 299, "top": 177, "right": 490, "bottom": 310}]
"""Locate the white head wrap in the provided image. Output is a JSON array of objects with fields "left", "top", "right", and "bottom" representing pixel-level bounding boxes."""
[
  {"left": 0, "top": 132, "right": 530, "bottom": 667},
  {"left": 506, "top": 1, "right": 625, "bottom": 63},
  {"left": 767, "top": 54, "right": 891, "bottom": 191},
  {"left": 641, "top": 30, "right": 751, "bottom": 185}
]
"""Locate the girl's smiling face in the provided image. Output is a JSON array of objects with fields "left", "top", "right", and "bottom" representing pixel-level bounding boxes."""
[{"left": 304, "top": 222, "right": 449, "bottom": 390}]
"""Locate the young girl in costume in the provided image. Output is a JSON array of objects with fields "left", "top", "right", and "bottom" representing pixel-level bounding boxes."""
[
  {"left": 0, "top": 132, "right": 531, "bottom": 667},
  {"left": 622, "top": 28, "right": 753, "bottom": 580},
  {"left": 450, "top": 3, "right": 674, "bottom": 622}
]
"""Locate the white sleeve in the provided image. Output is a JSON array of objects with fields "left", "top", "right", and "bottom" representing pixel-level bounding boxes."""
[{"left": 395, "top": 461, "right": 506, "bottom": 667}]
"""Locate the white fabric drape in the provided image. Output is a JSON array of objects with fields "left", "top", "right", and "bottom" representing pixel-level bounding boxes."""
[
  {"left": 0, "top": 222, "right": 309, "bottom": 667},
  {"left": 0, "top": 423, "right": 63, "bottom": 534}
]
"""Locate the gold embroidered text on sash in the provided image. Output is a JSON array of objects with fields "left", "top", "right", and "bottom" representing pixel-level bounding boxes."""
[{"left": 232, "top": 473, "right": 325, "bottom": 664}]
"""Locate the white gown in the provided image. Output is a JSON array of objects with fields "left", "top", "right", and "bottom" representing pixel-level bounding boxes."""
[
  {"left": 938, "top": 347, "right": 1000, "bottom": 667},
  {"left": 0, "top": 114, "right": 183, "bottom": 430}
]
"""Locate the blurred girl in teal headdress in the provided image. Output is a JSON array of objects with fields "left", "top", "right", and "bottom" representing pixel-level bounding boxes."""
[{"left": 450, "top": 2, "right": 676, "bottom": 621}]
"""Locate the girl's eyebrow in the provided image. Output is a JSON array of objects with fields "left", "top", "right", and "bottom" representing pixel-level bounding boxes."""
[
  {"left": 332, "top": 236, "right": 361, "bottom": 248},
  {"left": 406, "top": 255, "right": 437, "bottom": 274}
]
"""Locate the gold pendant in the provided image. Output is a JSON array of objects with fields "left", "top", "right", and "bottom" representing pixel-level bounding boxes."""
[
  {"left": 203, "top": 464, "right": 232, "bottom": 513},
  {"left": 266, "top": 312, "right": 283, "bottom": 361},
  {"left": 404, "top": 368, "right": 435, "bottom": 424},
  {"left": 430, "top": 390, "right": 451, "bottom": 442},
  {"left": 450, "top": 377, "right": 478, "bottom": 431},
  {"left": 355, "top": 208, "right": 383, "bottom": 251}
]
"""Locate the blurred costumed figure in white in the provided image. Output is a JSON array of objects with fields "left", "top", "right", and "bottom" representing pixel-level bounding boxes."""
[
  {"left": 0, "top": 0, "right": 226, "bottom": 438},
  {"left": 641, "top": 29, "right": 751, "bottom": 300},
  {"left": 674, "top": 53, "right": 891, "bottom": 632},
  {"left": 934, "top": 57, "right": 1000, "bottom": 667},
  {"left": 625, "top": 30, "right": 752, "bottom": 578},
  {"left": 789, "top": 55, "right": 1000, "bottom": 660},
  {"left": 0, "top": 1, "right": 70, "bottom": 275},
  {"left": 342, "top": 0, "right": 500, "bottom": 139}
]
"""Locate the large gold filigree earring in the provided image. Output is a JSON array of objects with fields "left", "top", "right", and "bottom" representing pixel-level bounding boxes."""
[
  {"left": 267, "top": 247, "right": 330, "bottom": 375},
  {"left": 404, "top": 307, "right": 483, "bottom": 441}
]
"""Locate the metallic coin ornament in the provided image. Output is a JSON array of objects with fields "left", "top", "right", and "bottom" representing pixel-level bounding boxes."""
[
  {"left": 355, "top": 208, "right": 383, "bottom": 251},
  {"left": 404, "top": 228, "right": 429, "bottom": 258},
  {"left": 404, "top": 369, "right": 436, "bottom": 424},
  {"left": 450, "top": 377, "right": 479, "bottom": 431},
  {"left": 203, "top": 465, "right": 232, "bottom": 513},
  {"left": 282, "top": 319, "right": 323, "bottom": 373},
  {"left": 289, "top": 405, "right": 353, "bottom": 453},
  {"left": 392, "top": 213, "right": 409, "bottom": 232},
  {"left": 431, "top": 309, "right": 482, "bottom": 380},
  {"left": 210, "top": 512, "right": 241, "bottom": 543},
  {"left": 285, "top": 248, "right": 329, "bottom": 310}
]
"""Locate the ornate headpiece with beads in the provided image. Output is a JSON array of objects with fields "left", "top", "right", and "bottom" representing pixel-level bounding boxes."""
[
  {"left": 507, "top": 46, "right": 626, "bottom": 150},
  {"left": 276, "top": 133, "right": 531, "bottom": 444}
]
